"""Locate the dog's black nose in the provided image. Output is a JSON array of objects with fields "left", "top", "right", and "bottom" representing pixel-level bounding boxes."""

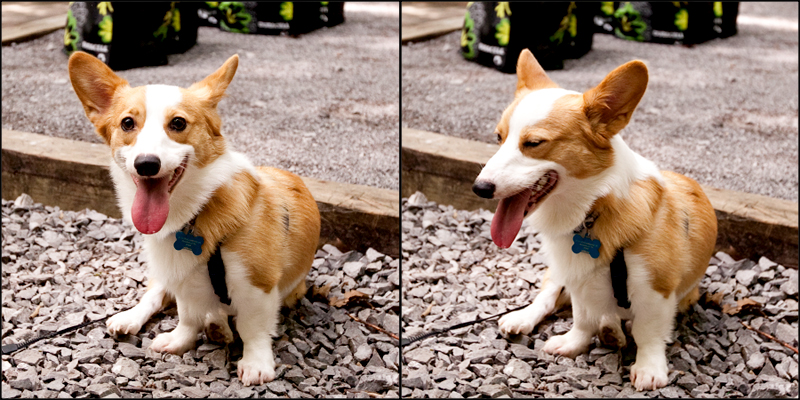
[
  {"left": 472, "top": 180, "right": 495, "bottom": 199},
  {"left": 134, "top": 154, "right": 161, "bottom": 177}
]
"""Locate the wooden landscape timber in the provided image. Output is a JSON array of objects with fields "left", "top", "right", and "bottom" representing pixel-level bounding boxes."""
[
  {"left": 402, "top": 128, "right": 799, "bottom": 268},
  {"left": 2, "top": 129, "right": 399, "bottom": 257},
  {"left": 401, "top": 16, "right": 464, "bottom": 44},
  {"left": 1, "top": 13, "right": 66, "bottom": 44}
]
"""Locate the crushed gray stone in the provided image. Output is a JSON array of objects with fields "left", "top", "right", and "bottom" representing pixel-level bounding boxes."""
[
  {"left": 400, "top": 193, "right": 799, "bottom": 398},
  {"left": 2, "top": 194, "right": 399, "bottom": 397}
]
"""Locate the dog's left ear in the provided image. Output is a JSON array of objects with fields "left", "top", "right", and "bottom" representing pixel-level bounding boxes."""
[
  {"left": 583, "top": 61, "right": 648, "bottom": 139},
  {"left": 189, "top": 54, "right": 239, "bottom": 106},
  {"left": 515, "top": 49, "right": 559, "bottom": 95}
]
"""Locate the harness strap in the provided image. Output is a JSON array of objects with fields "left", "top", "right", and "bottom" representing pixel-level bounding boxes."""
[
  {"left": 610, "top": 248, "right": 631, "bottom": 309},
  {"left": 207, "top": 242, "right": 231, "bottom": 305}
]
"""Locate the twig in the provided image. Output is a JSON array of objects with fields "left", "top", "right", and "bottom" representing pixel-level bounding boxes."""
[
  {"left": 366, "top": 392, "right": 382, "bottom": 398},
  {"left": 741, "top": 321, "right": 799, "bottom": 354},
  {"left": 120, "top": 386, "right": 154, "bottom": 393},
  {"left": 346, "top": 313, "right": 399, "bottom": 341},
  {"left": 513, "top": 388, "right": 547, "bottom": 395}
]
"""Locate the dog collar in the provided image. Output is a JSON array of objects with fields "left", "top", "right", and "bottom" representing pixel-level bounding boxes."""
[
  {"left": 571, "top": 210, "right": 631, "bottom": 309},
  {"left": 572, "top": 211, "right": 601, "bottom": 258}
]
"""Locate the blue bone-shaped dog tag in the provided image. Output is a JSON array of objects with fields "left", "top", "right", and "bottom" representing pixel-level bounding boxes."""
[
  {"left": 572, "top": 234, "right": 601, "bottom": 259},
  {"left": 174, "top": 231, "right": 204, "bottom": 256}
]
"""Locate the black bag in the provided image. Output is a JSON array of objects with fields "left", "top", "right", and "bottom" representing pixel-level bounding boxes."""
[
  {"left": 461, "top": 2, "right": 594, "bottom": 72},
  {"left": 593, "top": 2, "right": 739, "bottom": 45},
  {"left": 64, "top": 2, "right": 199, "bottom": 70},
  {"left": 202, "top": 2, "right": 345, "bottom": 36}
]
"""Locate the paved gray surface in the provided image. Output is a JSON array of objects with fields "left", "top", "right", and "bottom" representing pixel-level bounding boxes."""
[
  {"left": 2, "top": 2, "right": 399, "bottom": 190},
  {"left": 402, "top": 2, "right": 798, "bottom": 201}
]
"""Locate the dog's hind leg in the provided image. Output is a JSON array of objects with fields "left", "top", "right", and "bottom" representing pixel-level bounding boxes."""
[
  {"left": 498, "top": 270, "right": 569, "bottom": 335},
  {"left": 107, "top": 279, "right": 169, "bottom": 336},
  {"left": 204, "top": 308, "right": 234, "bottom": 344},
  {"left": 282, "top": 279, "right": 308, "bottom": 308}
]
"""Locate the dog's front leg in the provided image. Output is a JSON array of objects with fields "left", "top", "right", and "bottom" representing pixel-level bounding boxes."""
[
  {"left": 629, "top": 291, "right": 676, "bottom": 391},
  {"left": 107, "top": 280, "right": 167, "bottom": 335},
  {"left": 498, "top": 276, "right": 568, "bottom": 335},
  {"left": 541, "top": 290, "right": 598, "bottom": 358},
  {"left": 150, "top": 270, "right": 219, "bottom": 355},
  {"left": 231, "top": 286, "right": 281, "bottom": 386}
]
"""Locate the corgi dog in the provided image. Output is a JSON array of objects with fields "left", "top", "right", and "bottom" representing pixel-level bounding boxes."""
[
  {"left": 68, "top": 52, "right": 320, "bottom": 385},
  {"left": 472, "top": 49, "right": 717, "bottom": 391}
]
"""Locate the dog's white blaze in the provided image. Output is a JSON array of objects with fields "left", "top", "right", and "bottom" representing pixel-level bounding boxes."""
[
  {"left": 122, "top": 85, "right": 192, "bottom": 178},
  {"left": 478, "top": 88, "right": 579, "bottom": 199}
]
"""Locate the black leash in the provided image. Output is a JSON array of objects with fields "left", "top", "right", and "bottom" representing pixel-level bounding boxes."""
[
  {"left": 401, "top": 303, "right": 531, "bottom": 347},
  {"left": 1, "top": 306, "right": 132, "bottom": 355}
]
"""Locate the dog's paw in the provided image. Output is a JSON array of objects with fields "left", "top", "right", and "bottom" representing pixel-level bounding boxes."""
[
  {"left": 542, "top": 332, "right": 589, "bottom": 358},
  {"left": 205, "top": 321, "right": 234, "bottom": 344},
  {"left": 630, "top": 356, "right": 669, "bottom": 391},
  {"left": 237, "top": 356, "right": 276, "bottom": 386},
  {"left": 106, "top": 310, "right": 144, "bottom": 336},
  {"left": 150, "top": 331, "right": 194, "bottom": 355},
  {"left": 498, "top": 310, "right": 536, "bottom": 335},
  {"left": 599, "top": 320, "right": 626, "bottom": 348}
]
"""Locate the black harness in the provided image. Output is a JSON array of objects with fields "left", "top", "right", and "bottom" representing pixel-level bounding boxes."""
[
  {"left": 573, "top": 210, "right": 631, "bottom": 309},
  {"left": 207, "top": 243, "right": 231, "bottom": 305}
]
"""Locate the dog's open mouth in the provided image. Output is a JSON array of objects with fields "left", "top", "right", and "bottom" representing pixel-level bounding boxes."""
[
  {"left": 130, "top": 157, "right": 188, "bottom": 235},
  {"left": 491, "top": 170, "right": 559, "bottom": 248}
]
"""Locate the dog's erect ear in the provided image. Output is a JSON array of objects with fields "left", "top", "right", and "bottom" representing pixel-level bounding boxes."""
[
  {"left": 515, "top": 49, "right": 559, "bottom": 94},
  {"left": 189, "top": 54, "right": 239, "bottom": 107},
  {"left": 583, "top": 60, "right": 649, "bottom": 140},
  {"left": 68, "top": 51, "right": 129, "bottom": 128}
]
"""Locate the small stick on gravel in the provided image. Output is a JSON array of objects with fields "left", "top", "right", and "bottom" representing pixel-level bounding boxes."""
[
  {"left": 420, "top": 302, "right": 434, "bottom": 318},
  {"left": 741, "top": 321, "right": 799, "bottom": 354},
  {"left": 347, "top": 313, "right": 399, "bottom": 341},
  {"left": 120, "top": 387, "right": 154, "bottom": 393}
]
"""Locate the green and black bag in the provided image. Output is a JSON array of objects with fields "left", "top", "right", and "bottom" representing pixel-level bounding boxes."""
[
  {"left": 207, "top": 2, "right": 345, "bottom": 36},
  {"left": 594, "top": 2, "right": 739, "bottom": 45},
  {"left": 64, "top": 2, "right": 199, "bottom": 70},
  {"left": 461, "top": 2, "right": 594, "bottom": 72}
]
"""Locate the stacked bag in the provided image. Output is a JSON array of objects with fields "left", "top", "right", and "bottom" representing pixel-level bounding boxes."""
[
  {"left": 197, "top": 2, "right": 345, "bottom": 36},
  {"left": 461, "top": 2, "right": 739, "bottom": 72},
  {"left": 594, "top": 2, "right": 739, "bottom": 45},
  {"left": 460, "top": 2, "right": 594, "bottom": 72},
  {"left": 64, "top": 2, "right": 345, "bottom": 70},
  {"left": 63, "top": 2, "right": 199, "bottom": 70}
]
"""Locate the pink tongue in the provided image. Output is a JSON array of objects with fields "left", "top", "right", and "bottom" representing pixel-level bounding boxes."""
[
  {"left": 491, "top": 188, "right": 532, "bottom": 248},
  {"left": 131, "top": 177, "right": 171, "bottom": 234}
]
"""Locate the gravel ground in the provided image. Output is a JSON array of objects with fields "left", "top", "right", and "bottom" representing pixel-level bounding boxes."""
[
  {"left": 401, "top": 2, "right": 799, "bottom": 201},
  {"left": 400, "top": 192, "right": 799, "bottom": 398},
  {"left": 1, "top": 2, "right": 399, "bottom": 190},
  {"left": 1, "top": 193, "right": 400, "bottom": 398}
]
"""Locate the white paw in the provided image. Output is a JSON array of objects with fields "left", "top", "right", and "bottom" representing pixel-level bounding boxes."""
[
  {"left": 150, "top": 331, "right": 195, "bottom": 355},
  {"left": 542, "top": 331, "right": 589, "bottom": 358},
  {"left": 630, "top": 356, "right": 669, "bottom": 391},
  {"left": 498, "top": 310, "right": 536, "bottom": 335},
  {"left": 107, "top": 310, "right": 144, "bottom": 335},
  {"left": 238, "top": 355, "right": 276, "bottom": 386}
]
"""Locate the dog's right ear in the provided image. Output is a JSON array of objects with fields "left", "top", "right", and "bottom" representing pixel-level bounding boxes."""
[
  {"left": 68, "top": 52, "right": 129, "bottom": 130},
  {"left": 515, "top": 49, "right": 559, "bottom": 95}
]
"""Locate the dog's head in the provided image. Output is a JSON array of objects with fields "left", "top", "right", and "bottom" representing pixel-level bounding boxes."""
[
  {"left": 68, "top": 52, "right": 239, "bottom": 234},
  {"left": 473, "top": 49, "right": 649, "bottom": 247}
]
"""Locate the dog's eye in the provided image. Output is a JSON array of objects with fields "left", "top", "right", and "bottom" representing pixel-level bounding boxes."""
[
  {"left": 523, "top": 140, "right": 545, "bottom": 148},
  {"left": 169, "top": 117, "right": 187, "bottom": 132},
  {"left": 121, "top": 117, "right": 135, "bottom": 131}
]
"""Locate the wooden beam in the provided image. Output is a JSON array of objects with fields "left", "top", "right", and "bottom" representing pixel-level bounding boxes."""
[
  {"left": 402, "top": 128, "right": 799, "bottom": 267},
  {"left": 2, "top": 13, "right": 66, "bottom": 44},
  {"left": 401, "top": 16, "right": 464, "bottom": 44},
  {"left": 1, "top": 129, "right": 399, "bottom": 257}
]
